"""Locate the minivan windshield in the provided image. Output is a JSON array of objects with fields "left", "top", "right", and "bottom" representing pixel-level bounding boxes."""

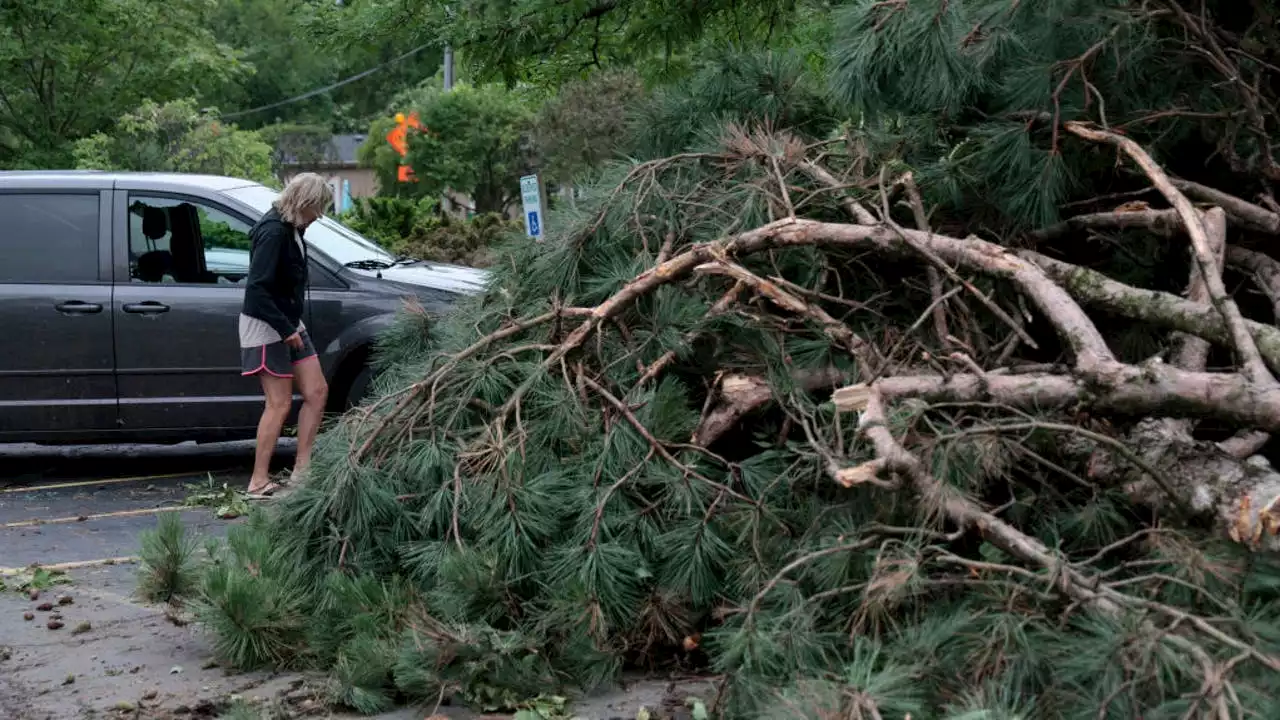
[{"left": 221, "top": 184, "right": 397, "bottom": 267}]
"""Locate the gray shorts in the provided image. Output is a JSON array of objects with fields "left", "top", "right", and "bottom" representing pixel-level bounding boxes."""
[{"left": 240, "top": 330, "right": 317, "bottom": 379}]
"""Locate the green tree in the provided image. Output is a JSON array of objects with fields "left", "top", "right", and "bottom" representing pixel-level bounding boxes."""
[
  {"left": 73, "top": 99, "right": 275, "bottom": 184},
  {"left": 203, "top": 0, "right": 443, "bottom": 131},
  {"left": 330, "top": 0, "right": 826, "bottom": 86},
  {"left": 0, "top": 0, "right": 246, "bottom": 167},
  {"left": 257, "top": 122, "right": 336, "bottom": 177},
  {"left": 532, "top": 68, "right": 646, "bottom": 185},
  {"left": 367, "top": 82, "right": 536, "bottom": 213}
]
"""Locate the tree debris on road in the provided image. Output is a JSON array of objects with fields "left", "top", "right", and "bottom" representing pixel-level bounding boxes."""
[{"left": 187, "top": 5, "right": 1280, "bottom": 718}]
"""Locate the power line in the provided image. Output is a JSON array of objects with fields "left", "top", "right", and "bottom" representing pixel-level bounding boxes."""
[{"left": 221, "top": 41, "right": 436, "bottom": 120}]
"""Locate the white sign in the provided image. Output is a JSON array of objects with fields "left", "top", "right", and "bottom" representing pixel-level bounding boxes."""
[{"left": 520, "top": 174, "right": 545, "bottom": 240}]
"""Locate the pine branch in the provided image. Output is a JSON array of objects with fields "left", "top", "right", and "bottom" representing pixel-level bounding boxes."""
[
  {"left": 353, "top": 307, "right": 593, "bottom": 461},
  {"left": 1066, "top": 121, "right": 1276, "bottom": 387},
  {"left": 1173, "top": 178, "right": 1280, "bottom": 233},
  {"left": 1031, "top": 208, "right": 1183, "bottom": 242},
  {"left": 693, "top": 258, "right": 876, "bottom": 366},
  {"left": 850, "top": 388, "right": 1280, "bottom": 683},
  {"left": 1028, "top": 252, "right": 1280, "bottom": 375}
]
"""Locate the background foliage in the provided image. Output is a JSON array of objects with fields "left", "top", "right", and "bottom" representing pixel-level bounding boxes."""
[
  {"left": 0, "top": 0, "right": 246, "bottom": 168},
  {"left": 72, "top": 99, "right": 275, "bottom": 184},
  {"left": 340, "top": 195, "right": 518, "bottom": 267}
]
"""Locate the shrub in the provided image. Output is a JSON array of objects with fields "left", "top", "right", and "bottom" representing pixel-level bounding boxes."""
[{"left": 341, "top": 196, "right": 519, "bottom": 268}]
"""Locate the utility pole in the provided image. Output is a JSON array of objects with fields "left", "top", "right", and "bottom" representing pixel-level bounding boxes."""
[
  {"left": 440, "top": 6, "right": 456, "bottom": 215},
  {"left": 443, "top": 4, "right": 455, "bottom": 91},
  {"left": 443, "top": 45, "right": 454, "bottom": 90}
]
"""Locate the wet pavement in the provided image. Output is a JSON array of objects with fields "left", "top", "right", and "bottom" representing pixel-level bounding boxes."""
[
  {"left": 1, "top": 469, "right": 241, "bottom": 571},
  {"left": 0, "top": 448, "right": 294, "bottom": 719},
  {"left": 0, "top": 447, "right": 710, "bottom": 719}
]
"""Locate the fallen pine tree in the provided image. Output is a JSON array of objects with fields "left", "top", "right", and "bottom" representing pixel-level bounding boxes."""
[{"left": 183, "top": 3, "right": 1280, "bottom": 718}]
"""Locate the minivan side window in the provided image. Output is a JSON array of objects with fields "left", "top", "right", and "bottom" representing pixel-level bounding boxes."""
[
  {"left": 0, "top": 193, "right": 100, "bottom": 283},
  {"left": 127, "top": 196, "right": 253, "bottom": 285}
]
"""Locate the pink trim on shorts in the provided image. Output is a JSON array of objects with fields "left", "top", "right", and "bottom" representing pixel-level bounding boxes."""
[{"left": 241, "top": 345, "right": 295, "bottom": 378}]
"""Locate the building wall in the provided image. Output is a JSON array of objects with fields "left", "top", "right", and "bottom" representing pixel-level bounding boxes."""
[{"left": 280, "top": 167, "right": 380, "bottom": 211}]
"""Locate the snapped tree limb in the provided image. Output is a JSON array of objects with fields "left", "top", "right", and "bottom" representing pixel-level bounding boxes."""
[{"left": 1066, "top": 121, "right": 1277, "bottom": 386}]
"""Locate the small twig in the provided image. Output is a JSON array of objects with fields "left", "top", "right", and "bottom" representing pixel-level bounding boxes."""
[
  {"left": 901, "top": 171, "right": 950, "bottom": 344},
  {"left": 581, "top": 374, "right": 757, "bottom": 506},
  {"left": 694, "top": 257, "right": 877, "bottom": 368},
  {"left": 633, "top": 282, "right": 744, "bottom": 391},
  {"left": 740, "top": 537, "right": 882, "bottom": 623},
  {"left": 450, "top": 465, "right": 464, "bottom": 550},
  {"left": 768, "top": 154, "right": 796, "bottom": 219},
  {"left": 933, "top": 420, "right": 1192, "bottom": 517},
  {"left": 1075, "top": 528, "right": 1171, "bottom": 567},
  {"left": 869, "top": 286, "right": 963, "bottom": 382},
  {"left": 799, "top": 160, "right": 878, "bottom": 224},
  {"left": 875, "top": 174, "right": 1039, "bottom": 351}
]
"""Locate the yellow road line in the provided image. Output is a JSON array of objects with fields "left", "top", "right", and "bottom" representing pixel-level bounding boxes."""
[
  {"left": 2, "top": 505, "right": 190, "bottom": 529},
  {"left": 1, "top": 471, "right": 201, "bottom": 495},
  {"left": 0, "top": 556, "right": 139, "bottom": 577}
]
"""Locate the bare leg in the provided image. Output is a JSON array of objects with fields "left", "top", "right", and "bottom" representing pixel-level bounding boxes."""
[
  {"left": 249, "top": 374, "right": 293, "bottom": 493},
  {"left": 291, "top": 356, "right": 328, "bottom": 477}
]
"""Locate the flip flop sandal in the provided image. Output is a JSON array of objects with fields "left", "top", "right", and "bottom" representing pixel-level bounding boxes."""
[{"left": 245, "top": 482, "right": 284, "bottom": 499}]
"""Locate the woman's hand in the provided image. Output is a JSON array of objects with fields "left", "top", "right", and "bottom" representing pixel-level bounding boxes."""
[{"left": 284, "top": 332, "right": 304, "bottom": 350}]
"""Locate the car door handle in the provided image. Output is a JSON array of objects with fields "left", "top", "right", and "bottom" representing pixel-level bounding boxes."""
[
  {"left": 122, "top": 301, "right": 170, "bottom": 315},
  {"left": 54, "top": 301, "right": 103, "bottom": 315}
]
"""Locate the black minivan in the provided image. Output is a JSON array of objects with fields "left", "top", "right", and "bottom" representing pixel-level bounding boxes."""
[{"left": 0, "top": 171, "right": 489, "bottom": 444}]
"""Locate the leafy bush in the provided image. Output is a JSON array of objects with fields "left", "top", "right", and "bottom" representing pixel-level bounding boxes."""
[
  {"left": 73, "top": 99, "right": 275, "bottom": 185},
  {"left": 341, "top": 196, "right": 519, "bottom": 268},
  {"left": 359, "top": 82, "right": 537, "bottom": 212}
]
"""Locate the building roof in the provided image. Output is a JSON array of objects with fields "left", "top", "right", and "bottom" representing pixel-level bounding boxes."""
[{"left": 276, "top": 133, "right": 367, "bottom": 168}]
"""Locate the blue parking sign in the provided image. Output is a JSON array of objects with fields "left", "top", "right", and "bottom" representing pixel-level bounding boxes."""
[{"left": 526, "top": 210, "right": 541, "bottom": 237}]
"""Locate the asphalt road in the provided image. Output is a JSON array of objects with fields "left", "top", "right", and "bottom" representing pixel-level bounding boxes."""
[
  {"left": 0, "top": 447, "right": 707, "bottom": 719},
  {"left": 0, "top": 440, "right": 302, "bottom": 563},
  {"left": 0, "top": 450, "right": 276, "bottom": 571},
  {"left": 0, "top": 449, "right": 266, "bottom": 718}
]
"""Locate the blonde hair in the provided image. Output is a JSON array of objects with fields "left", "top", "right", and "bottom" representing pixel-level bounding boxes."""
[{"left": 275, "top": 172, "right": 333, "bottom": 225}]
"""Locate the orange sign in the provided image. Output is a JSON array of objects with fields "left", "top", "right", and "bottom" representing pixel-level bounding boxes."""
[{"left": 386, "top": 112, "right": 423, "bottom": 182}]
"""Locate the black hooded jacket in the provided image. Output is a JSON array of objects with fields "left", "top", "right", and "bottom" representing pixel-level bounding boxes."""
[{"left": 241, "top": 207, "right": 308, "bottom": 339}]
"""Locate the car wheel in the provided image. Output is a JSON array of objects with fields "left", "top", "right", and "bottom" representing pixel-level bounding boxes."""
[{"left": 345, "top": 363, "right": 376, "bottom": 409}]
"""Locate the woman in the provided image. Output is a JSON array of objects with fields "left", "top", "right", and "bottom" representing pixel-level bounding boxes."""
[{"left": 239, "top": 173, "right": 332, "bottom": 497}]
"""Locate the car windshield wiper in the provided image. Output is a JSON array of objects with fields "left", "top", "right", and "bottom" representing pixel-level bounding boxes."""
[{"left": 343, "top": 259, "right": 395, "bottom": 270}]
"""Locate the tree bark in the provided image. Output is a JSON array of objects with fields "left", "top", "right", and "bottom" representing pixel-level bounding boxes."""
[{"left": 1026, "top": 252, "right": 1280, "bottom": 375}]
